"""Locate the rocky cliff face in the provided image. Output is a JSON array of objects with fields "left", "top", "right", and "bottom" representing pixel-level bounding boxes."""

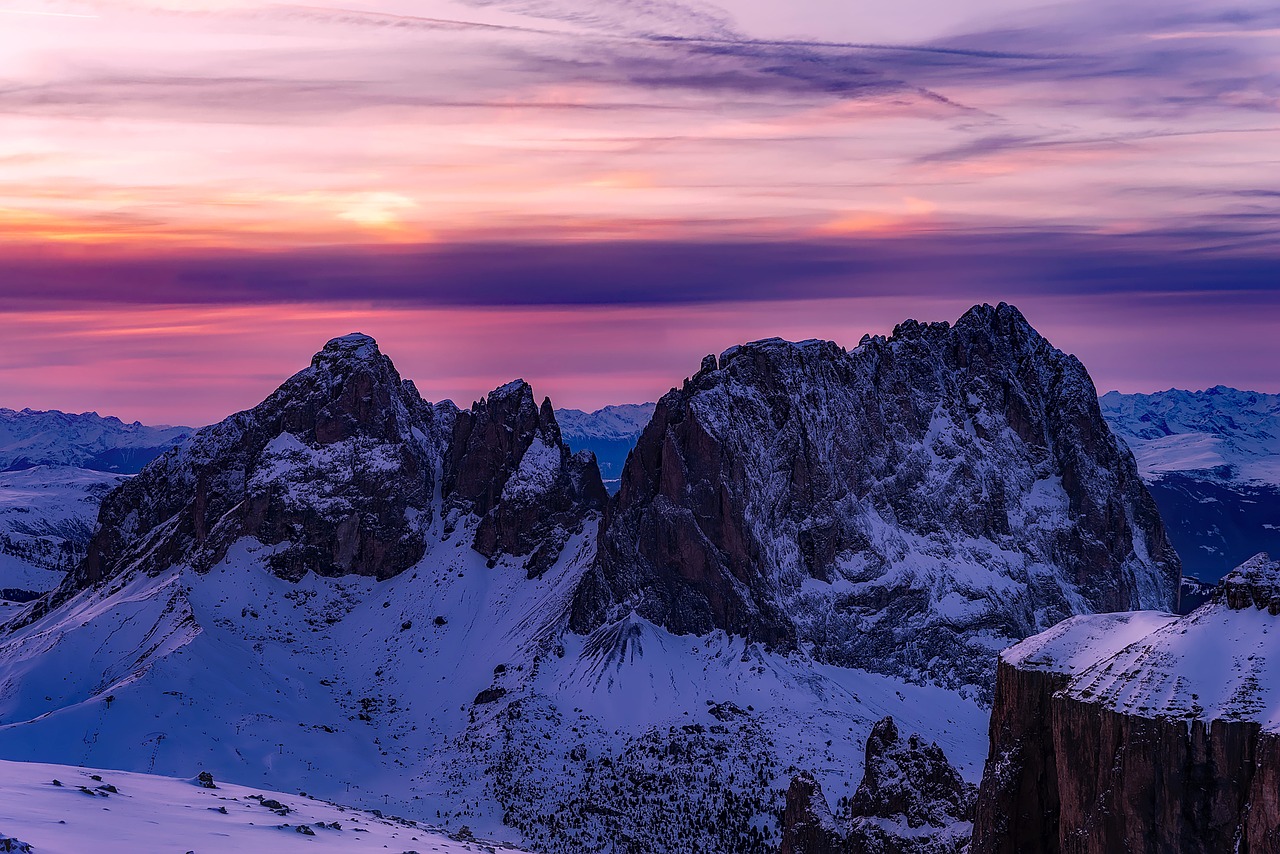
[
  {"left": 572, "top": 303, "right": 1179, "bottom": 693},
  {"left": 780, "top": 716, "right": 975, "bottom": 854},
  {"left": 46, "top": 334, "right": 602, "bottom": 609},
  {"left": 446, "top": 382, "right": 606, "bottom": 578},
  {"left": 972, "top": 554, "right": 1280, "bottom": 853}
]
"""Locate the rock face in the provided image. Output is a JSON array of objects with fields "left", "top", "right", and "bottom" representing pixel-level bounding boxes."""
[
  {"left": 446, "top": 383, "right": 606, "bottom": 577},
  {"left": 572, "top": 303, "right": 1179, "bottom": 693},
  {"left": 972, "top": 554, "right": 1280, "bottom": 853},
  {"left": 780, "top": 716, "right": 975, "bottom": 854},
  {"left": 46, "top": 334, "right": 603, "bottom": 608}
]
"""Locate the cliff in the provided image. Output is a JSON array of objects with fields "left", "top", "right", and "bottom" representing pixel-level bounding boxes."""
[{"left": 972, "top": 553, "right": 1280, "bottom": 852}]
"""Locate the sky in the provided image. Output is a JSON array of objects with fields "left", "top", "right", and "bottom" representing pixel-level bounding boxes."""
[{"left": 1, "top": 0, "right": 1279, "bottom": 424}]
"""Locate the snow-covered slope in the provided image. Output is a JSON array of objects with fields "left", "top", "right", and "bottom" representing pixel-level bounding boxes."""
[
  {"left": 0, "top": 408, "right": 190, "bottom": 473},
  {"left": 555, "top": 403, "right": 655, "bottom": 489},
  {"left": 1100, "top": 387, "right": 1280, "bottom": 580},
  {"left": 0, "top": 467, "right": 124, "bottom": 603},
  {"left": 0, "top": 333, "right": 993, "bottom": 853},
  {"left": 1052, "top": 552, "right": 1280, "bottom": 727},
  {"left": 0, "top": 758, "right": 526, "bottom": 853}
]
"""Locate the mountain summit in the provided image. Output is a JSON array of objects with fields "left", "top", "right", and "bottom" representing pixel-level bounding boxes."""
[
  {"left": 572, "top": 303, "right": 1180, "bottom": 693},
  {"left": 51, "top": 333, "right": 603, "bottom": 606}
]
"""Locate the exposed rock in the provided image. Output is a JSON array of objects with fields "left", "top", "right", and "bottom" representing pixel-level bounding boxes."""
[
  {"left": 572, "top": 303, "right": 1179, "bottom": 694},
  {"left": 445, "top": 382, "right": 606, "bottom": 577},
  {"left": 22, "top": 334, "right": 603, "bottom": 620},
  {"left": 852, "top": 717, "right": 975, "bottom": 831},
  {"left": 972, "top": 555, "right": 1280, "bottom": 853},
  {"left": 780, "top": 772, "right": 845, "bottom": 854},
  {"left": 780, "top": 716, "right": 975, "bottom": 854},
  {"left": 1221, "top": 552, "right": 1280, "bottom": 613}
]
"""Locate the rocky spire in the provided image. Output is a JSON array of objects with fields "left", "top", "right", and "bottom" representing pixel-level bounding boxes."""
[
  {"left": 781, "top": 716, "right": 976, "bottom": 853},
  {"left": 445, "top": 380, "right": 607, "bottom": 577}
]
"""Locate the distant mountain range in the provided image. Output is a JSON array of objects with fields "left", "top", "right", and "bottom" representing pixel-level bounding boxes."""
[
  {"left": 1100, "top": 387, "right": 1280, "bottom": 581},
  {"left": 554, "top": 403, "right": 655, "bottom": 489},
  {"left": 0, "top": 408, "right": 190, "bottom": 473}
]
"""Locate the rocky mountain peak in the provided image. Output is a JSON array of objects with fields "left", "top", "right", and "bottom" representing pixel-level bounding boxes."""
[
  {"left": 853, "top": 716, "right": 976, "bottom": 831},
  {"left": 571, "top": 302, "right": 1178, "bottom": 695},
  {"left": 781, "top": 716, "right": 975, "bottom": 853},
  {"left": 28, "top": 338, "right": 603, "bottom": 618},
  {"left": 446, "top": 380, "right": 606, "bottom": 577}
]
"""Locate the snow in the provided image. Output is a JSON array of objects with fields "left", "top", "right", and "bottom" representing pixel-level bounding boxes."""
[
  {"left": 555, "top": 404, "right": 656, "bottom": 444},
  {"left": 0, "top": 757, "right": 528, "bottom": 853},
  {"left": 1009, "top": 561, "right": 1280, "bottom": 731},
  {"left": 501, "top": 436, "right": 560, "bottom": 500},
  {"left": 1002, "top": 611, "right": 1178, "bottom": 676},
  {"left": 0, "top": 409, "right": 189, "bottom": 472},
  {"left": 0, "top": 520, "right": 989, "bottom": 850},
  {"left": 322, "top": 333, "right": 380, "bottom": 361},
  {"left": 0, "top": 466, "right": 125, "bottom": 598},
  {"left": 1100, "top": 387, "right": 1280, "bottom": 485}
]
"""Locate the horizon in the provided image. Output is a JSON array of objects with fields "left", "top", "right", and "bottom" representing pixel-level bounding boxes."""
[
  {"left": 5, "top": 306, "right": 1278, "bottom": 428},
  {"left": 2, "top": 0, "right": 1279, "bottom": 424}
]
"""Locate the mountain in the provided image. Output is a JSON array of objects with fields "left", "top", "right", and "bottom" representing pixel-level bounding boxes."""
[
  {"left": 1100, "top": 387, "right": 1280, "bottom": 581},
  {"left": 0, "top": 329, "right": 992, "bottom": 853},
  {"left": 0, "top": 310, "right": 1176, "bottom": 852},
  {"left": 0, "top": 466, "right": 125, "bottom": 605},
  {"left": 555, "top": 403, "right": 655, "bottom": 490},
  {"left": 0, "top": 408, "right": 190, "bottom": 473},
  {"left": 971, "top": 552, "right": 1280, "bottom": 853},
  {"left": 0, "top": 757, "right": 528, "bottom": 853},
  {"left": 0, "top": 410, "right": 190, "bottom": 603},
  {"left": 572, "top": 303, "right": 1180, "bottom": 697}
]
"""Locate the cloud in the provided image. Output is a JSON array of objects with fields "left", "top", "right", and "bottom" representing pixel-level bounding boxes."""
[{"left": 3, "top": 227, "right": 1278, "bottom": 310}]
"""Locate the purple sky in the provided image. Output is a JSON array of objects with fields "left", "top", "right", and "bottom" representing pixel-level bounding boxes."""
[{"left": 1, "top": 0, "right": 1278, "bottom": 423}]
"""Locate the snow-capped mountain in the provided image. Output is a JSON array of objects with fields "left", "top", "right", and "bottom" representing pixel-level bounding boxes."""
[
  {"left": 1100, "top": 387, "right": 1280, "bottom": 580},
  {"left": 0, "top": 330, "right": 991, "bottom": 853},
  {"left": 0, "top": 466, "right": 125, "bottom": 604},
  {"left": 0, "top": 758, "right": 528, "bottom": 853},
  {"left": 0, "top": 408, "right": 190, "bottom": 474},
  {"left": 972, "top": 553, "right": 1280, "bottom": 852},
  {"left": 555, "top": 403, "right": 655, "bottom": 489},
  {"left": 573, "top": 303, "right": 1179, "bottom": 697},
  {"left": 0, "top": 310, "right": 1176, "bottom": 852},
  {"left": 0, "top": 410, "right": 190, "bottom": 602}
]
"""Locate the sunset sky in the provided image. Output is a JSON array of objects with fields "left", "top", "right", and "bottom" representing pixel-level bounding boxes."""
[{"left": 2, "top": 0, "right": 1279, "bottom": 424}]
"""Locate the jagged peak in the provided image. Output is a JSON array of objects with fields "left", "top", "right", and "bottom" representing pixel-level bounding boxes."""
[
  {"left": 317, "top": 332, "right": 380, "bottom": 359},
  {"left": 489, "top": 379, "right": 533, "bottom": 401},
  {"left": 305, "top": 333, "right": 395, "bottom": 384}
]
